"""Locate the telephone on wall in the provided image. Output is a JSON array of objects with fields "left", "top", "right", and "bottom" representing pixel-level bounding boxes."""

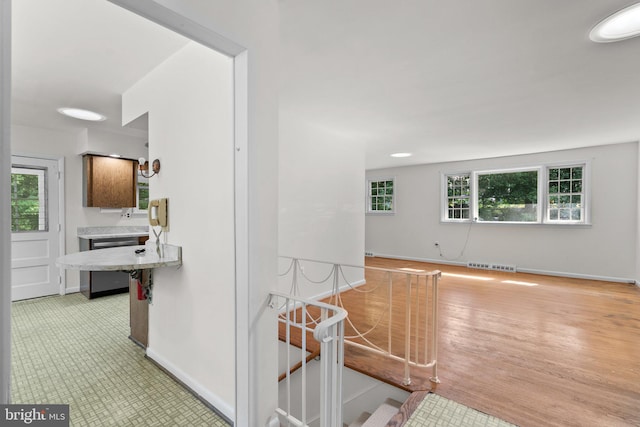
[{"left": 148, "top": 198, "right": 168, "bottom": 230}]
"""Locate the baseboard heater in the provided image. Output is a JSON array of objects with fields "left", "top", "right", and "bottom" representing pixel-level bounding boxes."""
[{"left": 467, "top": 261, "right": 516, "bottom": 273}]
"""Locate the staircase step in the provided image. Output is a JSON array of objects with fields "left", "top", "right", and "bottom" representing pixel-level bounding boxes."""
[
  {"left": 348, "top": 411, "right": 372, "bottom": 427},
  {"left": 361, "top": 399, "right": 402, "bottom": 427}
]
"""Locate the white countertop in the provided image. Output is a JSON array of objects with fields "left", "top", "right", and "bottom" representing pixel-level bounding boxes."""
[
  {"left": 56, "top": 244, "right": 181, "bottom": 271},
  {"left": 77, "top": 226, "right": 149, "bottom": 240}
]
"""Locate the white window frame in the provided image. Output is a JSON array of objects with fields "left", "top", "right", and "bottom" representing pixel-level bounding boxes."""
[
  {"left": 440, "top": 172, "right": 472, "bottom": 222},
  {"left": 544, "top": 161, "right": 590, "bottom": 225},
  {"left": 366, "top": 176, "right": 396, "bottom": 214},
  {"left": 133, "top": 174, "right": 149, "bottom": 215},
  {"left": 441, "top": 161, "right": 590, "bottom": 225}
]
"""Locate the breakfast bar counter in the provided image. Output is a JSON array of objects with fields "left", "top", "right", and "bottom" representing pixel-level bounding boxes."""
[{"left": 56, "top": 243, "right": 181, "bottom": 271}]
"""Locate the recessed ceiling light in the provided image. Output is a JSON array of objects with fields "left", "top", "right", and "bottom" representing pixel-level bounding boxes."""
[
  {"left": 590, "top": 3, "right": 640, "bottom": 42},
  {"left": 390, "top": 152, "right": 413, "bottom": 158},
  {"left": 57, "top": 107, "right": 106, "bottom": 121}
]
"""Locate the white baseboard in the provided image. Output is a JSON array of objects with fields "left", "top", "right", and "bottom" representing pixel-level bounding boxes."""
[
  {"left": 64, "top": 286, "right": 80, "bottom": 294},
  {"left": 145, "top": 347, "right": 234, "bottom": 422},
  {"left": 371, "top": 253, "right": 466, "bottom": 267},
  {"left": 308, "top": 279, "right": 366, "bottom": 301},
  {"left": 371, "top": 253, "right": 635, "bottom": 284},
  {"left": 516, "top": 268, "right": 635, "bottom": 284}
]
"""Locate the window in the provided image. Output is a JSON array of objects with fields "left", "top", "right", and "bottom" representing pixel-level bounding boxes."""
[
  {"left": 445, "top": 174, "right": 470, "bottom": 220},
  {"left": 367, "top": 178, "right": 395, "bottom": 213},
  {"left": 442, "top": 162, "right": 588, "bottom": 225},
  {"left": 477, "top": 169, "right": 538, "bottom": 223},
  {"left": 11, "top": 167, "right": 47, "bottom": 232},
  {"left": 137, "top": 178, "right": 149, "bottom": 211},
  {"left": 547, "top": 166, "right": 583, "bottom": 223}
]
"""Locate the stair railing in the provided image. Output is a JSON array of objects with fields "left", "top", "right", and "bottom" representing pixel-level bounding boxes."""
[
  {"left": 278, "top": 256, "right": 441, "bottom": 386},
  {"left": 269, "top": 291, "right": 347, "bottom": 427}
]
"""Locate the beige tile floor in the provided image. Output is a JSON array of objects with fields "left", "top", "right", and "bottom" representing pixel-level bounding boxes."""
[
  {"left": 406, "top": 393, "right": 517, "bottom": 427},
  {"left": 11, "top": 293, "right": 229, "bottom": 426}
]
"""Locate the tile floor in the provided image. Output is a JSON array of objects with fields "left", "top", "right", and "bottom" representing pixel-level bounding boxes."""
[
  {"left": 10, "top": 293, "right": 229, "bottom": 426},
  {"left": 406, "top": 393, "right": 517, "bottom": 427}
]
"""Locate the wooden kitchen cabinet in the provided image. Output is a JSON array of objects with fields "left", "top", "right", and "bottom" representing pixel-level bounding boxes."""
[{"left": 83, "top": 154, "right": 137, "bottom": 208}]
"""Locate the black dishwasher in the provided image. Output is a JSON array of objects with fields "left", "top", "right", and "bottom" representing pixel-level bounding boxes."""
[{"left": 79, "top": 236, "right": 140, "bottom": 299}]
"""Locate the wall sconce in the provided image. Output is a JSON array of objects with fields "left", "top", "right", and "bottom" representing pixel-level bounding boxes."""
[{"left": 138, "top": 157, "right": 160, "bottom": 178}]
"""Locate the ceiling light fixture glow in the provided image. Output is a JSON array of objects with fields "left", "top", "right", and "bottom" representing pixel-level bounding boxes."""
[
  {"left": 590, "top": 3, "right": 640, "bottom": 42},
  {"left": 108, "top": 154, "right": 121, "bottom": 158},
  {"left": 57, "top": 107, "right": 106, "bottom": 121},
  {"left": 390, "top": 152, "right": 412, "bottom": 158}
]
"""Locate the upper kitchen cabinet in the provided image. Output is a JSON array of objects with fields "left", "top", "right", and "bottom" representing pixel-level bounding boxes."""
[{"left": 83, "top": 155, "right": 137, "bottom": 208}]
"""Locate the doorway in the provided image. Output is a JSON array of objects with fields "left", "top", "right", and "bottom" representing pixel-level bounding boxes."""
[{"left": 10, "top": 155, "right": 63, "bottom": 301}]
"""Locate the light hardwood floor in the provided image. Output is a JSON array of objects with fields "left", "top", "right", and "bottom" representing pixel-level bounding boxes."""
[{"left": 359, "top": 257, "right": 640, "bottom": 427}]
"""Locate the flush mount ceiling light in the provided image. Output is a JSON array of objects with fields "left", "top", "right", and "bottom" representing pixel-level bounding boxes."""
[
  {"left": 590, "top": 2, "right": 640, "bottom": 42},
  {"left": 57, "top": 107, "right": 106, "bottom": 121},
  {"left": 390, "top": 152, "right": 413, "bottom": 158}
]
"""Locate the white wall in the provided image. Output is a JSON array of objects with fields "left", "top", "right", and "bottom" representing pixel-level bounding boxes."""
[
  {"left": 123, "top": 41, "right": 236, "bottom": 419},
  {"left": 278, "top": 113, "right": 366, "bottom": 298},
  {"left": 11, "top": 124, "right": 147, "bottom": 291},
  {"left": 137, "top": 2, "right": 281, "bottom": 425},
  {"left": 366, "top": 142, "right": 638, "bottom": 282},
  {"left": 279, "top": 115, "right": 365, "bottom": 266}
]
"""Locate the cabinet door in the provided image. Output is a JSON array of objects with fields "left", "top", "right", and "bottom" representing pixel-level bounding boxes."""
[{"left": 84, "top": 155, "right": 137, "bottom": 208}]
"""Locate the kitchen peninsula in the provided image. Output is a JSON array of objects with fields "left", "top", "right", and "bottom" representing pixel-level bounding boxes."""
[{"left": 57, "top": 242, "right": 182, "bottom": 347}]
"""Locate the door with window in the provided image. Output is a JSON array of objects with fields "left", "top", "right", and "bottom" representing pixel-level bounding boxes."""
[{"left": 11, "top": 156, "right": 62, "bottom": 301}]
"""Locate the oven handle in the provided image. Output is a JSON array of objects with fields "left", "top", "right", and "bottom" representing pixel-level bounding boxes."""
[{"left": 91, "top": 240, "right": 139, "bottom": 249}]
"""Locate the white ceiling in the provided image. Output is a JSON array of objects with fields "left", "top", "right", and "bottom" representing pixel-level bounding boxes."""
[
  {"left": 11, "top": 0, "right": 188, "bottom": 137},
  {"left": 11, "top": 0, "right": 640, "bottom": 169},
  {"left": 279, "top": 0, "right": 640, "bottom": 169}
]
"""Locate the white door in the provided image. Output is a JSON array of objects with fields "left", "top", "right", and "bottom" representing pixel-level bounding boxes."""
[{"left": 10, "top": 156, "right": 62, "bottom": 301}]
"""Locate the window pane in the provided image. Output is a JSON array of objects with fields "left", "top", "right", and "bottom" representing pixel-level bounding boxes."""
[
  {"left": 549, "top": 209, "right": 558, "bottom": 220},
  {"left": 477, "top": 170, "right": 538, "bottom": 222},
  {"left": 560, "top": 181, "right": 570, "bottom": 193},
  {"left": 560, "top": 168, "right": 571, "bottom": 179},
  {"left": 549, "top": 169, "right": 559, "bottom": 180},
  {"left": 572, "top": 167, "right": 582, "bottom": 179},
  {"left": 572, "top": 181, "right": 582, "bottom": 192},
  {"left": 11, "top": 167, "right": 47, "bottom": 232},
  {"left": 549, "top": 182, "right": 558, "bottom": 193}
]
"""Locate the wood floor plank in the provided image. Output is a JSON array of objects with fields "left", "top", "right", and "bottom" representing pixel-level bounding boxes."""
[{"left": 364, "top": 257, "right": 640, "bottom": 427}]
